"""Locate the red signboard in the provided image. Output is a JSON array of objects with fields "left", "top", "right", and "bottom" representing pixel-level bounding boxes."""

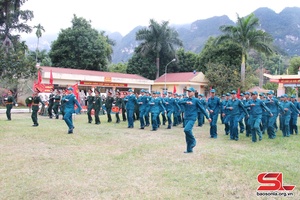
[
  {"left": 278, "top": 79, "right": 300, "bottom": 84},
  {"left": 79, "top": 81, "right": 128, "bottom": 87}
]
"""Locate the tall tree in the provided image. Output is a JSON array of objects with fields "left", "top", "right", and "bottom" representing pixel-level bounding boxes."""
[
  {"left": 0, "top": 0, "right": 33, "bottom": 53},
  {"left": 49, "top": 15, "right": 113, "bottom": 71},
  {"left": 215, "top": 13, "right": 274, "bottom": 87},
  {"left": 33, "top": 23, "right": 45, "bottom": 62},
  {"left": 0, "top": 0, "right": 36, "bottom": 89},
  {"left": 136, "top": 19, "right": 183, "bottom": 78}
]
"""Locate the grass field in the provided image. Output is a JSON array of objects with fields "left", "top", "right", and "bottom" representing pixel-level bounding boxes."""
[{"left": 1, "top": 113, "right": 299, "bottom": 199}]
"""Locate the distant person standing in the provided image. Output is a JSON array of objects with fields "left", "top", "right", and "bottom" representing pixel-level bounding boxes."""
[
  {"left": 53, "top": 90, "right": 61, "bottom": 119},
  {"left": 62, "top": 87, "right": 81, "bottom": 134},
  {"left": 207, "top": 89, "right": 221, "bottom": 138},
  {"left": 179, "top": 87, "right": 211, "bottom": 153},
  {"left": 4, "top": 90, "right": 17, "bottom": 120},
  {"left": 94, "top": 89, "right": 102, "bottom": 125},
  {"left": 114, "top": 91, "right": 123, "bottom": 123},
  {"left": 48, "top": 88, "right": 55, "bottom": 118},
  {"left": 31, "top": 90, "right": 44, "bottom": 127},
  {"left": 86, "top": 89, "right": 94, "bottom": 123}
]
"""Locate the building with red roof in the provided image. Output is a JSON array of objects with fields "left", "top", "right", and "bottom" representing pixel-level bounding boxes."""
[
  {"left": 38, "top": 66, "right": 153, "bottom": 93},
  {"left": 153, "top": 72, "right": 208, "bottom": 94}
]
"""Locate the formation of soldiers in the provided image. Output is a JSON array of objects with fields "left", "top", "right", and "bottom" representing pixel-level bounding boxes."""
[
  {"left": 220, "top": 90, "right": 300, "bottom": 142},
  {"left": 3, "top": 88, "right": 300, "bottom": 143}
]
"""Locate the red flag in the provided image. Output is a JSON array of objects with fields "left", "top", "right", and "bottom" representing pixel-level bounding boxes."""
[
  {"left": 237, "top": 88, "right": 241, "bottom": 99},
  {"left": 72, "top": 83, "right": 79, "bottom": 100},
  {"left": 173, "top": 85, "right": 177, "bottom": 93},
  {"left": 37, "top": 69, "right": 42, "bottom": 84},
  {"left": 49, "top": 70, "right": 53, "bottom": 85}
]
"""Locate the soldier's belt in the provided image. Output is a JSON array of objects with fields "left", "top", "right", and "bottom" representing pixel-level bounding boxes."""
[
  {"left": 6, "top": 102, "right": 13, "bottom": 104},
  {"left": 55, "top": 100, "right": 60, "bottom": 102},
  {"left": 32, "top": 103, "right": 39, "bottom": 106}
]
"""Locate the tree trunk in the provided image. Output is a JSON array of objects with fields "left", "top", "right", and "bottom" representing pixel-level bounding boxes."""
[
  {"left": 156, "top": 57, "right": 160, "bottom": 79},
  {"left": 241, "top": 54, "right": 246, "bottom": 87}
]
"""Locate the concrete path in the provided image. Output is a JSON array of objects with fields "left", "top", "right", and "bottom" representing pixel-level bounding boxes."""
[{"left": 0, "top": 109, "right": 31, "bottom": 114}]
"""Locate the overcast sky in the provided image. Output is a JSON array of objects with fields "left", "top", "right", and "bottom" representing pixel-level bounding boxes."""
[{"left": 22, "top": 0, "right": 300, "bottom": 37}]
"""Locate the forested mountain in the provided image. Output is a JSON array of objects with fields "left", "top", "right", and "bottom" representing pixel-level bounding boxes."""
[{"left": 23, "top": 7, "right": 300, "bottom": 64}]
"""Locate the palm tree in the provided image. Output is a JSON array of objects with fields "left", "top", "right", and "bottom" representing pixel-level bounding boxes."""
[
  {"left": 33, "top": 23, "right": 45, "bottom": 62},
  {"left": 215, "top": 13, "right": 273, "bottom": 87},
  {"left": 136, "top": 19, "right": 183, "bottom": 79}
]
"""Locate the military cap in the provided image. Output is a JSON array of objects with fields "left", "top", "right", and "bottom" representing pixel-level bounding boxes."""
[
  {"left": 267, "top": 91, "right": 274, "bottom": 95},
  {"left": 187, "top": 87, "right": 195, "bottom": 92},
  {"left": 210, "top": 89, "right": 216, "bottom": 93},
  {"left": 251, "top": 91, "right": 258, "bottom": 95},
  {"left": 231, "top": 90, "right": 236, "bottom": 94}
]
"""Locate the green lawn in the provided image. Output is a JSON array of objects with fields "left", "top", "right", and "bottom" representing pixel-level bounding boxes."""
[{"left": 1, "top": 113, "right": 299, "bottom": 199}]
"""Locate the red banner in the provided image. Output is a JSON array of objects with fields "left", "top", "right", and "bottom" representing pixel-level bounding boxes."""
[
  {"left": 49, "top": 69, "right": 53, "bottom": 84},
  {"left": 72, "top": 83, "right": 79, "bottom": 100},
  {"left": 79, "top": 81, "right": 128, "bottom": 87}
]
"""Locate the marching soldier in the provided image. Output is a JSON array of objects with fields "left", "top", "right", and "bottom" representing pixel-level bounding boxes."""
[
  {"left": 137, "top": 89, "right": 148, "bottom": 129},
  {"left": 197, "top": 94, "right": 206, "bottom": 127},
  {"left": 179, "top": 87, "right": 211, "bottom": 153},
  {"left": 164, "top": 91, "right": 181, "bottom": 129},
  {"left": 225, "top": 90, "right": 249, "bottom": 141},
  {"left": 207, "top": 89, "right": 221, "bottom": 139},
  {"left": 31, "top": 90, "right": 44, "bottom": 127},
  {"left": 265, "top": 91, "right": 284, "bottom": 139},
  {"left": 105, "top": 91, "right": 114, "bottom": 122},
  {"left": 62, "top": 87, "right": 81, "bottom": 134},
  {"left": 221, "top": 93, "right": 231, "bottom": 135},
  {"left": 280, "top": 94, "right": 299, "bottom": 137},
  {"left": 149, "top": 91, "right": 166, "bottom": 131},
  {"left": 53, "top": 90, "right": 61, "bottom": 119},
  {"left": 246, "top": 91, "right": 272, "bottom": 142},
  {"left": 124, "top": 89, "right": 137, "bottom": 128},
  {"left": 4, "top": 90, "right": 17, "bottom": 120},
  {"left": 290, "top": 95, "right": 300, "bottom": 135}
]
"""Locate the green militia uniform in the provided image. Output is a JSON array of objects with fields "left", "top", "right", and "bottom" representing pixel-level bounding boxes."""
[
  {"left": 4, "top": 95, "right": 16, "bottom": 120},
  {"left": 31, "top": 95, "right": 44, "bottom": 126},
  {"left": 114, "top": 96, "right": 123, "bottom": 123},
  {"left": 48, "top": 93, "right": 55, "bottom": 118},
  {"left": 53, "top": 94, "right": 61, "bottom": 119},
  {"left": 93, "top": 95, "right": 102, "bottom": 124},
  {"left": 106, "top": 96, "right": 114, "bottom": 122},
  {"left": 87, "top": 96, "right": 95, "bottom": 123}
]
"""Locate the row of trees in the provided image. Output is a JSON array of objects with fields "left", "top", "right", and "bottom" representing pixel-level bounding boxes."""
[{"left": 1, "top": 0, "right": 300, "bottom": 95}]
